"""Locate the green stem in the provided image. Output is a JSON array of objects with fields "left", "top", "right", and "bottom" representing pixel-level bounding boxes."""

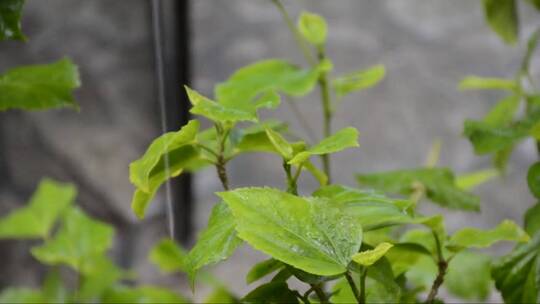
[
  {"left": 426, "top": 232, "right": 447, "bottom": 304},
  {"left": 215, "top": 124, "right": 230, "bottom": 190},
  {"left": 345, "top": 271, "right": 361, "bottom": 303},
  {"left": 283, "top": 160, "right": 298, "bottom": 195},
  {"left": 359, "top": 268, "right": 368, "bottom": 304},
  {"left": 311, "top": 284, "right": 329, "bottom": 304},
  {"left": 270, "top": 0, "right": 316, "bottom": 66},
  {"left": 317, "top": 46, "right": 333, "bottom": 183}
]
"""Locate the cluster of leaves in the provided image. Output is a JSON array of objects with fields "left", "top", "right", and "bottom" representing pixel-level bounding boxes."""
[{"left": 460, "top": 2, "right": 540, "bottom": 303}]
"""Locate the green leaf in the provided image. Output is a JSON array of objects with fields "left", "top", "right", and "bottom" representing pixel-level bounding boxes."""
[
  {"left": 528, "top": 162, "right": 540, "bottom": 199},
  {"left": 464, "top": 119, "right": 528, "bottom": 155},
  {"left": 357, "top": 168, "right": 480, "bottom": 211},
  {"left": 0, "top": 178, "right": 75, "bottom": 239},
  {"left": 204, "top": 287, "right": 238, "bottom": 304},
  {"left": 297, "top": 11, "right": 327, "bottom": 45},
  {"left": 458, "top": 76, "right": 517, "bottom": 91},
  {"left": 102, "top": 286, "right": 189, "bottom": 304},
  {"left": 149, "top": 238, "right": 187, "bottom": 273},
  {"left": 482, "top": 0, "right": 519, "bottom": 44},
  {"left": 129, "top": 120, "right": 200, "bottom": 219},
  {"left": 456, "top": 169, "right": 498, "bottom": 190},
  {"left": 313, "top": 185, "right": 413, "bottom": 231},
  {"left": 216, "top": 59, "right": 329, "bottom": 107},
  {"left": 218, "top": 187, "right": 363, "bottom": 276},
  {"left": 333, "top": 65, "right": 385, "bottom": 98},
  {"left": 265, "top": 128, "right": 293, "bottom": 160},
  {"left": 186, "top": 202, "right": 242, "bottom": 285},
  {"left": 0, "top": 58, "right": 80, "bottom": 111},
  {"left": 445, "top": 251, "right": 492, "bottom": 301},
  {"left": 78, "top": 256, "right": 126, "bottom": 302},
  {"left": 289, "top": 127, "right": 359, "bottom": 165},
  {"left": 521, "top": 29, "right": 540, "bottom": 73},
  {"left": 185, "top": 86, "right": 258, "bottom": 122},
  {"left": 246, "top": 259, "right": 284, "bottom": 284},
  {"left": 42, "top": 270, "right": 68, "bottom": 303},
  {"left": 492, "top": 232, "right": 540, "bottom": 303},
  {"left": 0, "top": 0, "right": 25, "bottom": 41},
  {"left": 0, "top": 288, "right": 44, "bottom": 304},
  {"left": 242, "top": 282, "right": 299, "bottom": 304},
  {"left": 385, "top": 243, "right": 432, "bottom": 277},
  {"left": 525, "top": 203, "right": 540, "bottom": 236},
  {"left": 31, "top": 207, "right": 114, "bottom": 273},
  {"left": 483, "top": 94, "right": 521, "bottom": 127},
  {"left": 526, "top": 0, "right": 540, "bottom": 9},
  {"left": 352, "top": 242, "right": 394, "bottom": 266},
  {"left": 447, "top": 220, "right": 528, "bottom": 250}
]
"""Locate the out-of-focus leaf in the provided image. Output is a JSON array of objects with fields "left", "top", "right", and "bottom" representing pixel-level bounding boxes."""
[
  {"left": 528, "top": 162, "right": 540, "bottom": 199},
  {"left": 456, "top": 169, "right": 498, "bottom": 190},
  {"left": 522, "top": 29, "right": 540, "bottom": 72},
  {"left": 289, "top": 127, "right": 359, "bottom": 165},
  {"left": 352, "top": 242, "right": 394, "bottom": 266},
  {"left": 186, "top": 202, "right": 242, "bottom": 285},
  {"left": 484, "top": 95, "right": 520, "bottom": 127},
  {"left": 357, "top": 168, "right": 480, "bottom": 211},
  {"left": 246, "top": 259, "right": 284, "bottom": 284},
  {"left": 0, "top": 0, "right": 25, "bottom": 41},
  {"left": 242, "top": 282, "right": 299, "bottom": 304},
  {"left": 464, "top": 119, "right": 528, "bottom": 155},
  {"left": 0, "top": 288, "right": 44, "bottom": 304},
  {"left": 204, "top": 287, "right": 238, "bottom": 304},
  {"left": 0, "top": 58, "right": 80, "bottom": 111},
  {"left": 458, "top": 76, "right": 517, "bottom": 91},
  {"left": 447, "top": 220, "right": 528, "bottom": 251},
  {"left": 31, "top": 207, "right": 114, "bottom": 273},
  {"left": 492, "top": 232, "right": 540, "bottom": 303},
  {"left": 265, "top": 128, "right": 293, "bottom": 160},
  {"left": 219, "top": 187, "right": 362, "bottom": 276},
  {"left": 102, "top": 286, "right": 189, "bottom": 304},
  {"left": 0, "top": 178, "right": 75, "bottom": 239},
  {"left": 185, "top": 86, "right": 258, "bottom": 122},
  {"left": 333, "top": 65, "right": 385, "bottom": 98},
  {"left": 482, "top": 0, "right": 519, "bottom": 44},
  {"left": 149, "top": 238, "right": 187, "bottom": 273},
  {"left": 525, "top": 203, "right": 540, "bottom": 236},
  {"left": 297, "top": 11, "right": 327, "bottom": 45},
  {"left": 445, "top": 251, "right": 492, "bottom": 301},
  {"left": 129, "top": 120, "right": 200, "bottom": 219}
]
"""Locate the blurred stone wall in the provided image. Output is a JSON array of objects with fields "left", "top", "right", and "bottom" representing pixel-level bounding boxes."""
[{"left": 0, "top": 0, "right": 539, "bottom": 301}]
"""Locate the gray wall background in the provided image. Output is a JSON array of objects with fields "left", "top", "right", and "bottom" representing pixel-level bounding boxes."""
[{"left": 0, "top": 0, "right": 539, "bottom": 301}]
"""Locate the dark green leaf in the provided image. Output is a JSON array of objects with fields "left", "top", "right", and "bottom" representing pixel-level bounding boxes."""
[
  {"left": 0, "top": 0, "right": 25, "bottom": 41},
  {"left": 218, "top": 187, "right": 362, "bottom": 276},
  {"left": 526, "top": 0, "right": 540, "bottom": 9},
  {"left": 492, "top": 232, "right": 540, "bottom": 303},
  {"left": 31, "top": 207, "right": 114, "bottom": 273},
  {"left": 102, "top": 286, "right": 189, "bottom": 304},
  {"left": 186, "top": 202, "right": 242, "bottom": 285},
  {"left": 0, "top": 178, "right": 75, "bottom": 239},
  {"left": 528, "top": 162, "right": 540, "bottom": 199},
  {"left": 242, "top": 282, "right": 299, "bottom": 304},
  {"left": 246, "top": 259, "right": 284, "bottom": 284},
  {"left": 464, "top": 119, "right": 529, "bottom": 155},
  {"left": 0, "top": 58, "right": 80, "bottom": 111},
  {"left": 297, "top": 11, "right": 327, "bottom": 45},
  {"left": 525, "top": 203, "right": 540, "bottom": 236},
  {"left": 333, "top": 65, "right": 385, "bottom": 98},
  {"left": 149, "top": 238, "right": 187, "bottom": 273},
  {"left": 482, "top": 0, "right": 519, "bottom": 44},
  {"left": 357, "top": 168, "right": 480, "bottom": 211}
]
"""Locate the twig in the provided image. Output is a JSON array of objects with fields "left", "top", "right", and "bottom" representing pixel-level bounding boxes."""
[{"left": 345, "top": 271, "right": 361, "bottom": 303}]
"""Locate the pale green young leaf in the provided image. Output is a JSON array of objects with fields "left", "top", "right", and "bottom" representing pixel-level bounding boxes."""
[
  {"left": 482, "top": 0, "right": 518, "bottom": 44},
  {"left": 491, "top": 232, "right": 540, "bottom": 303},
  {"left": 456, "top": 169, "right": 498, "bottom": 190},
  {"left": 357, "top": 168, "right": 480, "bottom": 211},
  {"left": 352, "top": 242, "right": 394, "bottom": 266},
  {"left": 218, "top": 187, "right": 362, "bottom": 276},
  {"left": 186, "top": 202, "right": 242, "bottom": 285},
  {"left": 102, "top": 286, "right": 189, "bottom": 304},
  {"left": 246, "top": 259, "right": 284, "bottom": 284},
  {"left": 313, "top": 185, "right": 413, "bottom": 231},
  {"left": 185, "top": 85, "right": 258, "bottom": 122},
  {"left": 424, "top": 139, "right": 442, "bottom": 168},
  {"left": 447, "top": 220, "right": 528, "bottom": 250},
  {"left": 0, "top": 0, "right": 25, "bottom": 41},
  {"left": 265, "top": 128, "right": 293, "bottom": 160},
  {"left": 297, "top": 11, "right": 327, "bottom": 45},
  {"left": 445, "top": 251, "right": 492, "bottom": 301},
  {"left": 0, "top": 288, "right": 44, "bottom": 304},
  {"left": 483, "top": 94, "right": 520, "bottom": 127},
  {"left": 31, "top": 207, "right": 114, "bottom": 273},
  {"left": 149, "top": 238, "right": 187, "bottom": 273},
  {"left": 303, "top": 160, "right": 328, "bottom": 186},
  {"left": 0, "top": 58, "right": 80, "bottom": 111},
  {"left": 289, "top": 127, "right": 359, "bottom": 165},
  {"left": 334, "top": 64, "right": 385, "bottom": 98},
  {"left": 525, "top": 203, "right": 540, "bottom": 236},
  {"left": 216, "top": 59, "right": 330, "bottom": 107},
  {"left": 458, "top": 76, "right": 517, "bottom": 91},
  {"left": 0, "top": 178, "right": 75, "bottom": 239}
]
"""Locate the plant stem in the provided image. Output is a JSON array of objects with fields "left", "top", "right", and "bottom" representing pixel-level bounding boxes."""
[
  {"left": 215, "top": 124, "right": 230, "bottom": 190},
  {"left": 345, "top": 271, "right": 361, "bottom": 303},
  {"left": 359, "top": 268, "right": 367, "bottom": 304},
  {"left": 283, "top": 160, "right": 298, "bottom": 195},
  {"left": 317, "top": 46, "right": 333, "bottom": 183},
  {"left": 426, "top": 232, "right": 447, "bottom": 304},
  {"left": 311, "top": 284, "right": 329, "bottom": 304},
  {"left": 270, "top": 0, "right": 316, "bottom": 66}
]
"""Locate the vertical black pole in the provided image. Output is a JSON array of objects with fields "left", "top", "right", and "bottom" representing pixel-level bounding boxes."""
[{"left": 151, "top": 0, "right": 192, "bottom": 244}]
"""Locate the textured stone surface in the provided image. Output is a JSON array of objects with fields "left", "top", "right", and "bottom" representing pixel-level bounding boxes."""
[{"left": 0, "top": 0, "right": 539, "bottom": 301}]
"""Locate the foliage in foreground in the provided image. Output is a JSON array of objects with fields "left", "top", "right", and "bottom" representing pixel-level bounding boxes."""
[{"left": 0, "top": 0, "right": 540, "bottom": 303}]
